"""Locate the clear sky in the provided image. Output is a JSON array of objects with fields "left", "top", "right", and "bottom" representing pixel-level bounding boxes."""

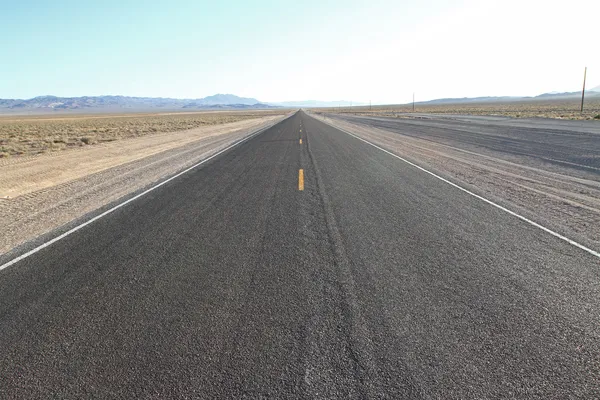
[{"left": 1, "top": 0, "right": 598, "bottom": 104}]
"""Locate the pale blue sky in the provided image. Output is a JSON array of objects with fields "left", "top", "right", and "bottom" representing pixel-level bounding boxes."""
[{"left": 1, "top": 0, "right": 598, "bottom": 103}]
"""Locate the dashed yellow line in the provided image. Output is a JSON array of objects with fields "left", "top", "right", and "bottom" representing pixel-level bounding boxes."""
[
  {"left": 298, "top": 169, "right": 304, "bottom": 191},
  {"left": 299, "top": 138, "right": 302, "bottom": 144}
]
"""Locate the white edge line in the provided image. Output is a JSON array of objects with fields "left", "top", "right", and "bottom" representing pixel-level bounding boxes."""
[
  {"left": 0, "top": 116, "right": 289, "bottom": 272},
  {"left": 315, "top": 114, "right": 600, "bottom": 260}
]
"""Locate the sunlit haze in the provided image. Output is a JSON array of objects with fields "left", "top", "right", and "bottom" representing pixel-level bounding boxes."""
[{"left": 1, "top": 0, "right": 598, "bottom": 103}]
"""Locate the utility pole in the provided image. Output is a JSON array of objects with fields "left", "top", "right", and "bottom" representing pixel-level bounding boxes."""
[
  {"left": 581, "top": 67, "right": 587, "bottom": 113},
  {"left": 412, "top": 92, "right": 415, "bottom": 112},
  {"left": 370, "top": 100, "right": 372, "bottom": 112}
]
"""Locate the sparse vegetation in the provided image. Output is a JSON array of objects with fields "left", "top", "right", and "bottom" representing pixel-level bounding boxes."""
[
  {"left": 312, "top": 98, "right": 600, "bottom": 121},
  {"left": 0, "top": 110, "right": 287, "bottom": 157}
]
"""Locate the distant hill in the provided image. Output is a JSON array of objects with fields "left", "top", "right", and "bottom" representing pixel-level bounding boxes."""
[
  {"left": 534, "top": 91, "right": 582, "bottom": 99},
  {"left": 531, "top": 90, "right": 599, "bottom": 99},
  {"left": 415, "top": 90, "right": 600, "bottom": 106},
  {"left": 200, "top": 94, "right": 260, "bottom": 105},
  {"left": 417, "top": 96, "right": 521, "bottom": 105},
  {"left": 0, "top": 94, "right": 277, "bottom": 112}
]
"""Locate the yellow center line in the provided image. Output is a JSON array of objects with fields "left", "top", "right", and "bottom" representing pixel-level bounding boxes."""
[
  {"left": 298, "top": 169, "right": 304, "bottom": 191},
  {"left": 299, "top": 138, "right": 302, "bottom": 144}
]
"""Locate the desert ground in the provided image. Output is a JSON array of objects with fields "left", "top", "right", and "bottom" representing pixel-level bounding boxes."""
[
  {"left": 0, "top": 110, "right": 287, "bottom": 157},
  {"left": 318, "top": 98, "right": 600, "bottom": 121}
]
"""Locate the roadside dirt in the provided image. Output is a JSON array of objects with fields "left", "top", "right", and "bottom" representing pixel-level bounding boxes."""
[
  {"left": 0, "top": 110, "right": 287, "bottom": 157},
  {"left": 311, "top": 113, "right": 600, "bottom": 253},
  {"left": 0, "top": 115, "right": 286, "bottom": 254}
]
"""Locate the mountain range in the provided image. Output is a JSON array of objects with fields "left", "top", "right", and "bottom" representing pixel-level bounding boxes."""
[
  {"left": 1, "top": 87, "right": 599, "bottom": 112},
  {"left": 417, "top": 86, "right": 600, "bottom": 105},
  {"left": 0, "top": 94, "right": 277, "bottom": 112}
]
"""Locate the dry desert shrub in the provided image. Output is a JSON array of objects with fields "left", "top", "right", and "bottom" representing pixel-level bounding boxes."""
[{"left": 0, "top": 110, "right": 286, "bottom": 157}]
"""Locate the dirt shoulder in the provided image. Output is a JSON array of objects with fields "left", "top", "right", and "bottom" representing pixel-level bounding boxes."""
[
  {"left": 310, "top": 113, "right": 600, "bottom": 253},
  {"left": 0, "top": 114, "right": 288, "bottom": 254}
]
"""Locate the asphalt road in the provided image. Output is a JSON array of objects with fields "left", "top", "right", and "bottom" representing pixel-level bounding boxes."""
[{"left": 1, "top": 111, "right": 599, "bottom": 398}]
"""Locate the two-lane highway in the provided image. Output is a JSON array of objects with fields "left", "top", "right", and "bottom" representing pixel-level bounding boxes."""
[{"left": 1, "top": 111, "right": 599, "bottom": 398}]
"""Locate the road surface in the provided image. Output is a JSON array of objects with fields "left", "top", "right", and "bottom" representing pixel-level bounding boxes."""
[
  {"left": 316, "top": 111, "right": 600, "bottom": 253},
  {"left": 1, "top": 111, "right": 599, "bottom": 398}
]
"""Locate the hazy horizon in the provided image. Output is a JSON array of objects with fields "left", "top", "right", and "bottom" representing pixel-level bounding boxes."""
[
  {"left": 1, "top": 0, "right": 599, "bottom": 104},
  {"left": 2, "top": 88, "right": 600, "bottom": 107}
]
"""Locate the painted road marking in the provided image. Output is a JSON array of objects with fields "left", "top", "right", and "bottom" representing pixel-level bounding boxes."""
[
  {"left": 319, "top": 117, "right": 600, "bottom": 260},
  {"left": 0, "top": 117, "right": 289, "bottom": 272},
  {"left": 298, "top": 169, "right": 304, "bottom": 191},
  {"left": 299, "top": 138, "right": 302, "bottom": 144}
]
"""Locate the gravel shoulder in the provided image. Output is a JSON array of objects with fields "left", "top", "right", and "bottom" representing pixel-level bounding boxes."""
[
  {"left": 310, "top": 112, "right": 600, "bottom": 253},
  {"left": 0, "top": 115, "right": 288, "bottom": 254}
]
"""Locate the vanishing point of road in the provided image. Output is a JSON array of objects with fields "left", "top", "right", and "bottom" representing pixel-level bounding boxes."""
[{"left": 1, "top": 111, "right": 598, "bottom": 398}]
